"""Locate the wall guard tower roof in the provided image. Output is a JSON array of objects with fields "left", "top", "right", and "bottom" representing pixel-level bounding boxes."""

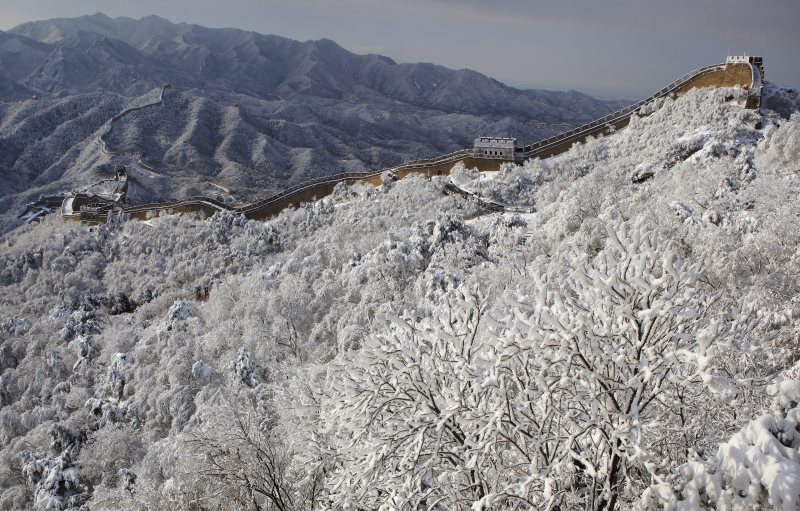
[{"left": 474, "top": 136, "right": 517, "bottom": 148}]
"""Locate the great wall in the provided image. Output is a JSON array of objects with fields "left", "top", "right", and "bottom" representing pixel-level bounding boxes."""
[{"left": 20, "top": 56, "right": 764, "bottom": 225}]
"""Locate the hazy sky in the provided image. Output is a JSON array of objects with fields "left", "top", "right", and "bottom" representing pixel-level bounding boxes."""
[{"left": 1, "top": 0, "right": 797, "bottom": 99}]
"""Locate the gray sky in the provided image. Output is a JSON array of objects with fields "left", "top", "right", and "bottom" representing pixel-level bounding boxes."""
[{"left": 1, "top": 0, "right": 797, "bottom": 99}]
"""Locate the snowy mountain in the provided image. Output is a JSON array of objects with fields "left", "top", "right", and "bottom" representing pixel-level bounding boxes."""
[
  {"left": 0, "top": 82, "right": 798, "bottom": 510},
  {"left": 0, "top": 14, "right": 620, "bottom": 233},
  {"left": 9, "top": 13, "right": 613, "bottom": 118}
]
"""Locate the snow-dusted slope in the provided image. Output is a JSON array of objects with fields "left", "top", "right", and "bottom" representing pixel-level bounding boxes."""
[
  {"left": 9, "top": 14, "right": 615, "bottom": 120},
  {"left": 0, "top": 84, "right": 798, "bottom": 509},
  {"left": 0, "top": 14, "right": 624, "bottom": 234}
]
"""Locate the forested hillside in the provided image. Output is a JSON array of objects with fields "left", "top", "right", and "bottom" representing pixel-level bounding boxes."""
[{"left": 1, "top": 85, "right": 799, "bottom": 510}]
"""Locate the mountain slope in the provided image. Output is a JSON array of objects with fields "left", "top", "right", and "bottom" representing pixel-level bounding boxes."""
[
  {"left": 9, "top": 14, "right": 614, "bottom": 120},
  {"left": 0, "top": 14, "right": 624, "bottom": 233},
  {"left": 0, "top": 86, "right": 798, "bottom": 510},
  {"left": 0, "top": 14, "right": 632, "bottom": 232}
]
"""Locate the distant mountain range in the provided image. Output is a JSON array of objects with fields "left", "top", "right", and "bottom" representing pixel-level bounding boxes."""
[{"left": 0, "top": 13, "right": 623, "bottom": 232}]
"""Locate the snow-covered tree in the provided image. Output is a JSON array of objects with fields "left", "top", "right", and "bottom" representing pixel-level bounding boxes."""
[
  {"left": 180, "top": 393, "right": 317, "bottom": 511},
  {"left": 321, "top": 222, "right": 755, "bottom": 510},
  {"left": 641, "top": 378, "right": 800, "bottom": 510}
]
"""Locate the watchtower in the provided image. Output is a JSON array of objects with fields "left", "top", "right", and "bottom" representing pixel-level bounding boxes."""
[{"left": 474, "top": 137, "right": 516, "bottom": 159}]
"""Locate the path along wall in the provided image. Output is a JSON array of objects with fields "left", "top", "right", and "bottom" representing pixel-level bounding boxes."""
[{"left": 66, "top": 62, "right": 758, "bottom": 224}]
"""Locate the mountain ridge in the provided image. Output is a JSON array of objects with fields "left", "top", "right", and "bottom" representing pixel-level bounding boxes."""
[
  {"left": 7, "top": 13, "right": 614, "bottom": 118},
  {"left": 0, "top": 13, "right": 621, "bottom": 233}
]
